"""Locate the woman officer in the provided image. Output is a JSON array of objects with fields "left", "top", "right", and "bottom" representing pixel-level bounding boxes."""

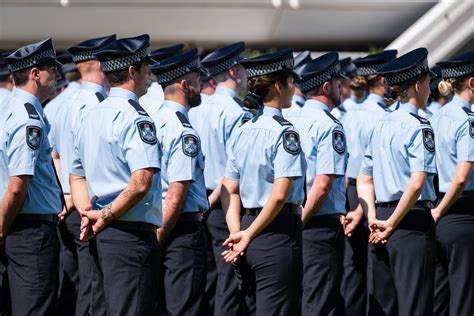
[
  {"left": 220, "top": 49, "right": 306, "bottom": 315},
  {"left": 357, "top": 48, "right": 438, "bottom": 315},
  {"left": 431, "top": 51, "right": 474, "bottom": 316}
]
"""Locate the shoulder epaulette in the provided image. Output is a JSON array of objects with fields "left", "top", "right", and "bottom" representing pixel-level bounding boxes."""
[
  {"left": 272, "top": 115, "right": 292, "bottom": 126},
  {"left": 324, "top": 110, "right": 342, "bottom": 125},
  {"left": 410, "top": 112, "right": 431, "bottom": 125},
  {"left": 295, "top": 100, "right": 304, "bottom": 107},
  {"left": 128, "top": 99, "right": 149, "bottom": 116},
  {"left": 233, "top": 97, "right": 244, "bottom": 108},
  {"left": 24, "top": 103, "right": 40, "bottom": 120},
  {"left": 377, "top": 101, "right": 391, "bottom": 112},
  {"left": 462, "top": 107, "right": 474, "bottom": 116},
  {"left": 95, "top": 92, "right": 105, "bottom": 102},
  {"left": 176, "top": 111, "right": 193, "bottom": 128}
]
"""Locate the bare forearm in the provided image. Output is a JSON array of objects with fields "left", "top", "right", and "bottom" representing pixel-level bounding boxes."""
[
  {"left": 387, "top": 174, "right": 425, "bottom": 228},
  {"left": 225, "top": 193, "right": 241, "bottom": 233},
  {"left": 70, "top": 175, "right": 91, "bottom": 210},
  {"left": 302, "top": 184, "right": 330, "bottom": 225},
  {"left": 0, "top": 177, "right": 30, "bottom": 238},
  {"left": 435, "top": 162, "right": 472, "bottom": 217},
  {"left": 161, "top": 181, "right": 189, "bottom": 239},
  {"left": 356, "top": 175, "right": 376, "bottom": 219},
  {"left": 208, "top": 181, "right": 222, "bottom": 209}
]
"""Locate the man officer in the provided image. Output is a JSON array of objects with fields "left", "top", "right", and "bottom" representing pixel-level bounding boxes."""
[
  {"left": 0, "top": 38, "right": 62, "bottom": 315},
  {"left": 70, "top": 34, "right": 162, "bottom": 316}
]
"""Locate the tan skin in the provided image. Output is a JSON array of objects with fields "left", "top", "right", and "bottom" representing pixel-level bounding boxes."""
[
  {"left": 431, "top": 76, "right": 474, "bottom": 223},
  {"left": 72, "top": 62, "right": 154, "bottom": 240},
  {"left": 357, "top": 74, "right": 432, "bottom": 243},
  {"left": 221, "top": 74, "right": 296, "bottom": 263},
  {"left": 155, "top": 72, "right": 202, "bottom": 246},
  {"left": 0, "top": 64, "right": 59, "bottom": 248}
]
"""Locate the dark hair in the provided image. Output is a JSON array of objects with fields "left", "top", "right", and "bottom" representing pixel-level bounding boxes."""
[
  {"left": 350, "top": 74, "right": 380, "bottom": 92},
  {"left": 65, "top": 70, "right": 82, "bottom": 82},
  {"left": 0, "top": 72, "right": 10, "bottom": 82},
  {"left": 105, "top": 61, "right": 146, "bottom": 86},
  {"left": 384, "top": 73, "right": 427, "bottom": 104},
  {"left": 243, "top": 70, "right": 293, "bottom": 109},
  {"left": 12, "top": 62, "right": 57, "bottom": 86}
]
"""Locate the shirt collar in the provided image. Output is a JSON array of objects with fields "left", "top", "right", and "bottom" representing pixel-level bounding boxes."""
[
  {"left": 261, "top": 106, "right": 282, "bottom": 117},
  {"left": 450, "top": 95, "right": 471, "bottom": 109},
  {"left": 398, "top": 102, "right": 418, "bottom": 115},
  {"left": 81, "top": 81, "right": 106, "bottom": 97},
  {"left": 109, "top": 87, "right": 139, "bottom": 102},
  {"left": 367, "top": 92, "right": 384, "bottom": 105},
  {"left": 215, "top": 86, "right": 236, "bottom": 98},
  {"left": 162, "top": 100, "right": 189, "bottom": 117},
  {"left": 292, "top": 94, "right": 305, "bottom": 106},
  {"left": 68, "top": 81, "right": 81, "bottom": 91},
  {"left": 304, "top": 99, "right": 330, "bottom": 112},
  {"left": 12, "top": 87, "right": 43, "bottom": 114}
]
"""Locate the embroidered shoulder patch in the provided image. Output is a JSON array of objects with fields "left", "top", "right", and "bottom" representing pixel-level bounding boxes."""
[
  {"left": 469, "top": 120, "right": 474, "bottom": 138},
  {"left": 332, "top": 130, "right": 346, "bottom": 154},
  {"left": 137, "top": 121, "right": 157, "bottom": 145},
  {"left": 422, "top": 128, "right": 435, "bottom": 152},
  {"left": 26, "top": 125, "right": 42, "bottom": 150},
  {"left": 182, "top": 134, "right": 199, "bottom": 157},
  {"left": 283, "top": 131, "right": 301, "bottom": 155}
]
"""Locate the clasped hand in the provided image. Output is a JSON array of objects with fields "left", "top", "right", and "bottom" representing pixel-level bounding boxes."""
[{"left": 221, "top": 230, "right": 251, "bottom": 263}]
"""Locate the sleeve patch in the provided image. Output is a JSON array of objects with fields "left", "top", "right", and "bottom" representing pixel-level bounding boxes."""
[
  {"left": 283, "top": 131, "right": 301, "bottom": 155},
  {"left": 137, "top": 121, "right": 157, "bottom": 145},
  {"left": 332, "top": 130, "right": 346, "bottom": 154},
  {"left": 422, "top": 128, "right": 435, "bottom": 152},
  {"left": 26, "top": 125, "right": 42, "bottom": 150},
  {"left": 469, "top": 120, "right": 474, "bottom": 138},
  {"left": 182, "top": 134, "right": 199, "bottom": 157}
]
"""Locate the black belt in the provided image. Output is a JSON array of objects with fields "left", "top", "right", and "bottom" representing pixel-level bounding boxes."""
[
  {"left": 376, "top": 200, "right": 433, "bottom": 209},
  {"left": 245, "top": 204, "right": 301, "bottom": 216},
  {"left": 179, "top": 212, "right": 204, "bottom": 222},
  {"left": 438, "top": 191, "right": 474, "bottom": 199},
  {"left": 348, "top": 178, "right": 357, "bottom": 186},
  {"left": 16, "top": 214, "right": 59, "bottom": 224},
  {"left": 108, "top": 220, "right": 157, "bottom": 234}
]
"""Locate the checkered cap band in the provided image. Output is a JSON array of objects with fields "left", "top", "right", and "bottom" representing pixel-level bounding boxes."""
[
  {"left": 156, "top": 57, "right": 200, "bottom": 84},
  {"left": 356, "top": 61, "right": 391, "bottom": 76},
  {"left": 441, "top": 64, "right": 474, "bottom": 79},
  {"left": 72, "top": 49, "right": 102, "bottom": 63},
  {"left": 246, "top": 57, "right": 294, "bottom": 78},
  {"left": 299, "top": 62, "right": 340, "bottom": 93},
  {"left": 8, "top": 49, "right": 55, "bottom": 72},
  {"left": 101, "top": 46, "right": 150, "bottom": 72},
  {"left": 384, "top": 59, "right": 429, "bottom": 85},
  {"left": 204, "top": 51, "right": 245, "bottom": 76}
]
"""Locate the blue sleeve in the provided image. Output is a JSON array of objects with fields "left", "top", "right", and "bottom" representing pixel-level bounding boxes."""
[
  {"left": 274, "top": 128, "right": 305, "bottom": 179},
  {"left": 166, "top": 127, "right": 201, "bottom": 183},
  {"left": 121, "top": 116, "right": 161, "bottom": 173},
  {"left": 7, "top": 118, "right": 41, "bottom": 176},
  {"left": 315, "top": 125, "right": 347, "bottom": 176},
  {"left": 360, "top": 128, "right": 374, "bottom": 176},
  {"left": 456, "top": 118, "right": 474, "bottom": 162},
  {"left": 407, "top": 125, "right": 437, "bottom": 174}
]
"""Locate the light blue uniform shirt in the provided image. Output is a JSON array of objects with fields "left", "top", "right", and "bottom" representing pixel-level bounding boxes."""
[
  {"left": 44, "top": 81, "right": 81, "bottom": 125},
  {"left": 418, "top": 107, "right": 434, "bottom": 119},
  {"left": 225, "top": 106, "right": 306, "bottom": 208},
  {"left": 71, "top": 87, "right": 162, "bottom": 225},
  {"left": 430, "top": 96, "right": 474, "bottom": 192},
  {"left": 139, "top": 81, "right": 164, "bottom": 114},
  {"left": 150, "top": 100, "right": 208, "bottom": 213},
  {"left": 0, "top": 87, "right": 11, "bottom": 105},
  {"left": 51, "top": 81, "right": 106, "bottom": 194},
  {"left": 189, "top": 86, "right": 252, "bottom": 190},
  {"left": 428, "top": 100, "right": 442, "bottom": 114},
  {"left": 0, "top": 88, "right": 62, "bottom": 214},
  {"left": 361, "top": 102, "right": 437, "bottom": 202},
  {"left": 291, "top": 100, "right": 348, "bottom": 215},
  {"left": 282, "top": 94, "right": 305, "bottom": 119},
  {"left": 363, "top": 93, "right": 390, "bottom": 117},
  {"left": 341, "top": 106, "right": 379, "bottom": 180}
]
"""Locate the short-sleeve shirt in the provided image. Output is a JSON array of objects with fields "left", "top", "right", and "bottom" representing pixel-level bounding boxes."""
[
  {"left": 139, "top": 81, "right": 164, "bottom": 114},
  {"left": 360, "top": 102, "right": 437, "bottom": 202},
  {"left": 189, "top": 86, "right": 252, "bottom": 190},
  {"left": 430, "top": 96, "right": 474, "bottom": 192},
  {"left": 290, "top": 100, "right": 348, "bottom": 215},
  {"left": 225, "top": 106, "right": 306, "bottom": 208},
  {"left": 44, "top": 81, "right": 81, "bottom": 126},
  {"left": 0, "top": 88, "right": 62, "bottom": 214},
  {"left": 150, "top": 100, "right": 208, "bottom": 213},
  {"left": 282, "top": 94, "right": 305, "bottom": 119},
  {"left": 362, "top": 93, "right": 391, "bottom": 118},
  {"left": 70, "top": 87, "right": 162, "bottom": 225}
]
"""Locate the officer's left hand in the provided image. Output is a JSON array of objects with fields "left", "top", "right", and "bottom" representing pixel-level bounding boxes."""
[
  {"left": 431, "top": 208, "right": 441, "bottom": 223},
  {"left": 222, "top": 231, "right": 251, "bottom": 263},
  {"left": 369, "top": 219, "right": 393, "bottom": 243},
  {"left": 78, "top": 206, "right": 111, "bottom": 240}
]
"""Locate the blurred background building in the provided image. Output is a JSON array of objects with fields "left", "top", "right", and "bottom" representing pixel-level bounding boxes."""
[{"left": 0, "top": 0, "right": 472, "bottom": 62}]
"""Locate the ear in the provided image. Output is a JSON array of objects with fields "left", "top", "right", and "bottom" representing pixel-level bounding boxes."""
[
  {"left": 179, "top": 79, "right": 187, "bottom": 91},
  {"left": 228, "top": 67, "right": 236, "bottom": 79},
  {"left": 467, "top": 76, "right": 474, "bottom": 90},
  {"left": 414, "top": 80, "right": 421, "bottom": 94},
  {"left": 128, "top": 65, "right": 136, "bottom": 79},
  {"left": 322, "top": 81, "right": 330, "bottom": 95},
  {"left": 30, "top": 67, "right": 41, "bottom": 81}
]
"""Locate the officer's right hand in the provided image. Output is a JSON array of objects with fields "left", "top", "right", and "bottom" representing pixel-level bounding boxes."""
[
  {"left": 222, "top": 230, "right": 251, "bottom": 263},
  {"left": 78, "top": 206, "right": 111, "bottom": 240}
]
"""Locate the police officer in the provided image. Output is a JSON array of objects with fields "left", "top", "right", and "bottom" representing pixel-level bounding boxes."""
[
  {"left": 71, "top": 34, "right": 162, "bottom": 316},
  {"left": 0, "top": 55, "right": 13, "bottom": 105},
  {"left": 199, "top": 68, "right": 217, "bottom": 103},
  {"left": 331, "top": 57, "right": 359, "bottom": 120},
  {"left": 53, "top": 34, "right": 116, "bottom": 316},
  {"left": 358, "top": 48, "right": 437, "bottom": 315},
  {"left": 43, "top": 53, "right": 82, "bottom": 124},
  {"left": 222, "top": 49, "right": 305, "bottom": 315},
  {"left": 352, "top": 50, "right": 398, "bottom": 116},
  {"left": 282, "top": 50, "right": 312, "bottom": 119},
  {"left": 431, "top": 51, "right": 474, "bottom": 316},
  {"left": 188, "top": 41, "right": 251, "bottom": 316},
  {"left": 139, "top": 43, "right": 184, "bottom": 113},
  {"left": 0, "top": 38, "right": 62, "bottom": 315},
  {"left": 147, "top": 49, "right": 208, "bottom": 316},
  {"left": 289, "top": 52, "right": 347, "bottom": 316},
  {"left": 418, "top": 65, "right": 449, "bottom": 119}
]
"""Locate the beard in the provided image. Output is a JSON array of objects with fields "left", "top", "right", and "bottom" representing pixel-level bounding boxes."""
[
  {"left": 331, "top": 91, "right": 342, "bottom": 107},
  {"left": 187, "top": 87, "right": 202, "bottom": 108}
]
